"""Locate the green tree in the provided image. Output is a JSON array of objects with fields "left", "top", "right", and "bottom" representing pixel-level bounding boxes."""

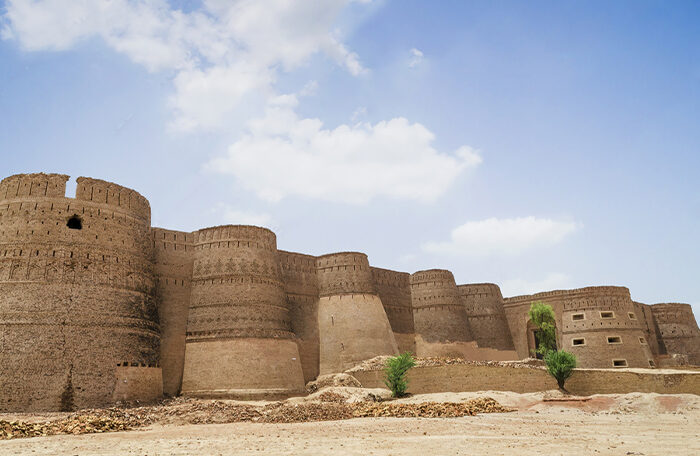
[
  {"left": 528, "top": 301, "right": 557, "bottom": 357},
  {"left": 544, "top": 349, "right": 577, "bottom": 391},
  {"left": 384, "top": 352, "right": 416, "bottom": 397}
]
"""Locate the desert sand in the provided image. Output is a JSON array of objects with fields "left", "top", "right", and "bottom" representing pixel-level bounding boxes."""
[{"left": 1, "top": 390, "right": 699, "bottom": 455}]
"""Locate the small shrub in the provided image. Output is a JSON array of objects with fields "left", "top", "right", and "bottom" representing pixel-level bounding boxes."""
[
  {"left": 384, "top": 352, "right": 416, "bottom": 397},
  {"left": 528, "top": 302, "right": 557, "bottom": 357},
  {"left": 544, "top": 350, "right": 577, "bottom": 391}
]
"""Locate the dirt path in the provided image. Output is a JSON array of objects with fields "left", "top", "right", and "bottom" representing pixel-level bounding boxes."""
[{"left": 2, "top": 407, "right": 698, "bottom": 456}]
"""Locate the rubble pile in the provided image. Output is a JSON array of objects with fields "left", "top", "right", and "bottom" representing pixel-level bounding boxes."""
[
  {"left": 347, "top": 356, "right": 543, "bottom": 372},
  {"left": 352, "top": 398, "right": 512, "bottom": 418},
  {"left": 1, "top": 396, "right": 512, "bottom": 440},
  {"left": 1, "top": 411, "right": 140, "bottom": 439}
]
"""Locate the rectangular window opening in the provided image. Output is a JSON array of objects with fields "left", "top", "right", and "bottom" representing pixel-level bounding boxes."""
[
  {"left": 639, "top": 337, "right": 647, "bottom": 344},
  {"left": 612, "top": 359, "right": 628, "bottom": 367},
  {"left": 607, "top": 336, "right": 622, "bottom": 344},
  {"left": 628, "top": 312, "right": 637, "bottom": 320},
  {"left": 572, "top": 338, "right": 586, "bottom": 346},
  {"left": 648, "top": 360, "right": 655, "bottom": 367},
  {"left": 572, "top": 313, "right": 585, "bottom": 321},
  {"left": 600, "top": 311, "right": 614, "bottom": 319}
]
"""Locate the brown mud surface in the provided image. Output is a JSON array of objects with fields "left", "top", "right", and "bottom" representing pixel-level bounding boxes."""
[{"left": 1, "top": 389, "right": 698, "bottom": 455}]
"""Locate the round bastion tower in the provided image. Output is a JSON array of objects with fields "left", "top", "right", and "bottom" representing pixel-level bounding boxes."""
[
  {"left": 504, "top": 286, "right": 655, "bottom": 368},
  {"left": 458, "top": 283, "right": 515, "bottom": 351},
  {"left": 0, "top": 173, "right": 161, "bottom": 412},
  {"left": 651, "top": 303, "right": 700, "bottom": 365},
  {"left": 181, "top": 225, "right": 305, "bottom": 399},
  {"left": 316, "top": 252, "right": 398, "bottom": 374},
  {"left": 410, "top": 269, "right": 474, "bottom": 358}
]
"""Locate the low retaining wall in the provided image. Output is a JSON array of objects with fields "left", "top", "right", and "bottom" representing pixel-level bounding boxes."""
[
  {"left": 112, "top": 367, "right": 163, "bottom": 403},
  {"left": 351, "top": 364, "right": 700, "bottom": 396}
]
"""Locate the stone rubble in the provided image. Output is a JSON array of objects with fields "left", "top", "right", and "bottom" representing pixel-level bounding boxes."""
[{"left": 0, "top": 396, "right": 512, "bottom": 440}]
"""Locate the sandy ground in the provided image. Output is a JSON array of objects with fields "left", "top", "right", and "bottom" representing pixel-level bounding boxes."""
[{"left": 2, "top": 390, "right": 699, "bottom": 456}]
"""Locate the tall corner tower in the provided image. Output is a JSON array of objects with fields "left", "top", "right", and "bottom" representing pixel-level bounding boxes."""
[
  {"left": 410, "top": 269, "right": 474, "bottom": 358},
  {"left": 180, "top": 225, "right": 305, "bottom": 399},
  {"left": 0, "top": 173, "right": 161, "bottom": 411},
  {"left": 316, "top": 252, "right": 398, "bottom": 374}
]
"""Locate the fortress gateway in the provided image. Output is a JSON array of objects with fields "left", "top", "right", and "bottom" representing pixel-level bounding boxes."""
[{"left": 1, "top": 173, "right": 699, "bottom": 412}]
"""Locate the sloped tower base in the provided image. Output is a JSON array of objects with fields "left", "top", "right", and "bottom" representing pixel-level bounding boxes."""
[
  {"left": 181, "top": 338, "right": 305, "bottom": 399},
  {"left": 318, "top": 294, "right": 398, "bottom": 375}
]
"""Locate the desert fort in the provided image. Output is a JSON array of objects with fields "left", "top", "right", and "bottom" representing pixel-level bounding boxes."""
[{"left": 1, "top": 173, "right": 699, "bottom": 412}]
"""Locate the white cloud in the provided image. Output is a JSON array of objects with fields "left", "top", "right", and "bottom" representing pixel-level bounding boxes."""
[
  {"left": 4, "top": 0, "right": 482, "bottom": 204},
  {"left": 206, "top": 103, "right": 482, "bottom": 204},
  {"left": 2, "top": 0, "right": 367, "bottom": 131},
  {"left": 501, "top": 273, "right": 573, "bottom": 297},
  {"left": 409, "top": 48, "right": 424, "bottom": 68},
  {"left": 351, "top": 106, "right": 367, "bottom": 122},
  {"left": 422, "top": 217, "right": 579, "bottom": 256},
  {"left": 214, "top": 204, "right": 273, "bottom": 227}
]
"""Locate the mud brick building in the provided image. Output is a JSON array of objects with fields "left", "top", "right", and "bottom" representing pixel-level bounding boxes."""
[{"left": 1, "top": 173, "right": 698, "bottom": 411}]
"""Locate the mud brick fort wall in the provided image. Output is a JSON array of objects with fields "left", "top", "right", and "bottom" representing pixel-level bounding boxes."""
[{"left": 1, "top": 173, "right": 698, "bottom": 411}]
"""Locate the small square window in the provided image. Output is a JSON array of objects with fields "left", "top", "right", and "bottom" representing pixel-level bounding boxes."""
[
  {"left": 572, "top": 313, "right": 585, "bottom": 321},
  {"left": 612, "top": 359, "right": 628, "bottom": 367},
  {"left": 628, "top": 312, "right": 637, "bottom": 320},
  {"left": 648, "top": 360, "right": 655, "bottom": 367},
  {"left": 600, "top": 311, "right": 614, "bottom": 319},
  {"left": 572, "top": 338, "right": 586, "bottom": 346},
  {"left": 607, "top": 336, "right": 622, "bottom": 344},
  {"left": 639, "top": 337, "right": 647, "bottom": 344}
]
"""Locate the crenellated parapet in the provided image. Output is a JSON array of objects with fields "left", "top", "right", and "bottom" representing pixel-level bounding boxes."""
[
  {"left": 0, "top": 173, "right": 69, "bottom": 199},
  {"left": 316, "top": 251, "right": 375, "bottom": 296},
  {"left": 75, "top": 177, "right": 151, "bottom": 224}
]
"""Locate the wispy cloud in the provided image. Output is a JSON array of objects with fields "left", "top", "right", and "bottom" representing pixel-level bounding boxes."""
[
  {"left": 408, "top": 48, "right": 424, "bottom": 68},
  {"left": 4, "top": 0, "right": 481, "bottom": 205},
  {"left": 422, "top": 216, "right": 580, "bottom": 256},
  {"left": 213, "top": 203, "right": 273, "bottom": 228},
  {"left": 207, "top": 99, "right": 483, "bottom": 204},
  {"left": 501, "top": 273, "right": 573, "bottom": 297}
]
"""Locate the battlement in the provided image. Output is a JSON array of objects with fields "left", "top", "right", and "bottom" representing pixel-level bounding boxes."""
[
  {"left": 504, "top": 285, "right": 632, "bottom": 307},
  {"left": 75, "top": 177, "right": 151, "bottom": 223},
  {"left": 316, "top": 251, "right": 375, "bottom": 297},
  {"left": 410, "top": 269, "right": 455, "bottom": 285},
  {"left": 458, "top": 283, "right": 504, "bottom": 299},
  {"left": 371, "top": 267, "right": 411, "bottom": 288},
  {"left": 194, "top": 224, "right": 276, "bottom": 249},
  {"left": 152, "top": 227, "right": 194, "bottom": 253},
  {"left": 0, "top": 173, "right": 69, "bottom": 199}
]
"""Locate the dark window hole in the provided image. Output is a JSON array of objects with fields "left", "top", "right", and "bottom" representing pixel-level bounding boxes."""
[{"left": 67, "top": 215, "right": 82, "bottom": 230}]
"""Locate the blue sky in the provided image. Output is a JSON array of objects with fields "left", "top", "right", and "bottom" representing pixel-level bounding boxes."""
[{"left": 1, "top": 0, "right": 698, "bottom": 316}]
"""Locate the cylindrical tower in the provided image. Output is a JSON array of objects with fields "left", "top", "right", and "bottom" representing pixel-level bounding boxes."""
[
  {"left": 651, "top": 303, "right": 700, "bottom": 365},
  {"left": 279, "top": 250, "right": 320, "bottom": 382},
  {"left": 316, "top": 252, "right": 397, "bottom": 375},
  {"left": 372, "top": 267, "right": 415, "bottom": 354},
  {"left": 181, "top": 225, "right": 305, "bottom": 398},
  {"left": 410, "top": 269, "right": 474, "bottom": 358},
  {"left": 458, "top": 283, "right": 515, "bottom": 351},
  {"left": 152, "top": 228, "right": 194, "bottom": 396},
  {"left": 504, "top": 286, "right": 655, "bottom": 368},
  {"left": 0, "top": 173, "right": 161, "bottom": 412}
]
